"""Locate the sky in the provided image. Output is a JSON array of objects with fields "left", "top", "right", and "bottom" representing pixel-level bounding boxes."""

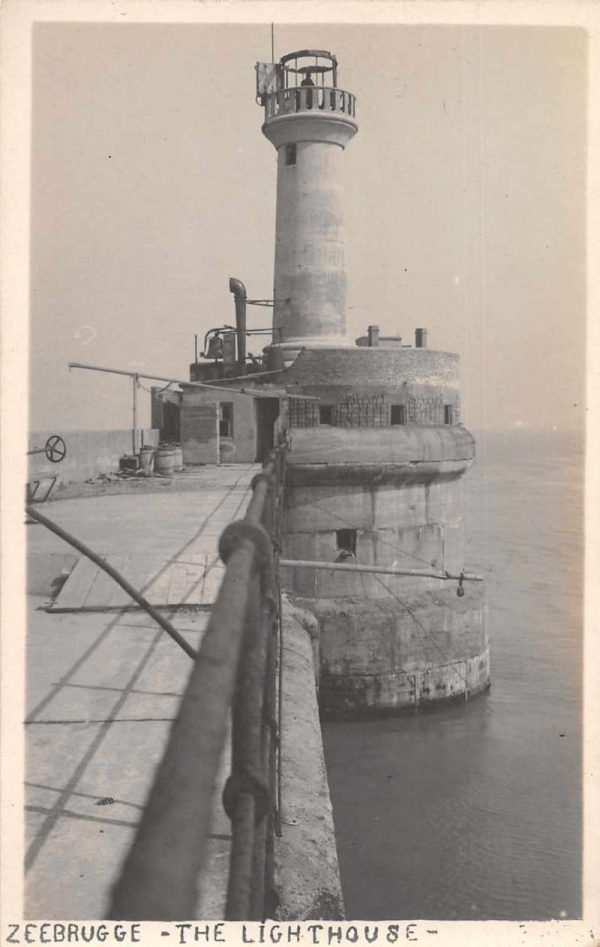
[{"left": 29, "top": 21, "right": 586, "bottom": 433}]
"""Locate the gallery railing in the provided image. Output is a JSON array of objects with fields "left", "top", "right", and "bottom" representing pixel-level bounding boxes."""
[
  {"left": 108, "top": 445, "right": 286, "bottom": 921},
  {"left": 264, "top": 85, "right": 356, "bottom": 120}
]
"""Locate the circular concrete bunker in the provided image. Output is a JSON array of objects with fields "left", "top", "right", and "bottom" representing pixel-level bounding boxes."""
[{"left": 279, "top": 346, "right": 489, "bottom": 717}]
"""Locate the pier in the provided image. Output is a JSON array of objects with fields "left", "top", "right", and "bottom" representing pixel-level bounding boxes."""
[{"left": 25, "top": 459, "right": 342, "bottom": 920}]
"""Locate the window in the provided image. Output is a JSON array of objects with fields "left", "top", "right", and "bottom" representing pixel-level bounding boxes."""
[
  {"left": 336, "top": 529, "right": 357, "bottom": 558},
  {"left": 285, "top": 144, "right": 297, "bottom": 166},
  {"left": 444, "top": 404, "right": 453, "bottom": 425},
  {"left": 319, "top": 405, "right": 333, "bottom": 425},
  {"left": 391, "top": 404, "right": 406, "bottom": 426},
  {"left": 219, "top": 402, "right": 233, "bottom": 437}
]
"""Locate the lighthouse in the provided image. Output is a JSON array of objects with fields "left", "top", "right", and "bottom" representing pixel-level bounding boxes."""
[
  {"left": 256, "top": 50, "right": 489, "bottom": 716},
  {"left": 257, "top": 50, "right": 357, "bottom": 357}
]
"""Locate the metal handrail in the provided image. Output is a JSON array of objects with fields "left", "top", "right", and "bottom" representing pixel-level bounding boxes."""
[{"left": 108, "top": 446, "right": 286, "bottom": 921}]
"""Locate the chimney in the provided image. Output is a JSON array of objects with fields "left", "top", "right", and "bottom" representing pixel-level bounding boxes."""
[
  {"left": 368, "top": 325, "right": 380, "bottom": 347},
  {"left": 415, "top": 328, "right": 428, "bottom": 349},
  {"left": 229, "top": 278, "right": 247, "bottom": 373}
]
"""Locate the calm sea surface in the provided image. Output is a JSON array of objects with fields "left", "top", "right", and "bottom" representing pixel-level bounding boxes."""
[{"left": 322, "top": 430, "right": 583, "bottom": 920}]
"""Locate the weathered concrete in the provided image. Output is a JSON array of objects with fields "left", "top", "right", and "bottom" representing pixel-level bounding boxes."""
[
  {"left": 293, "top": 589, "right": 489, "bottom": 717},
  {"left": 25, "top": 467, "right": 258, "bottom": 919},
  {"left": 262, "top": 89, "right": 358, "bottom": 354},
  {"left": 25, "top": 599, "right": 214, "bottom": 919},
  {"left": 274, "top": 600, "right": 344, "bottom": 919},
  {"left": 271, "top": 142, "right": 352, "bottom": 348},
  {"left": 282, "top": 436, "right": 470, "bottom": 600},
  {"left": 280, "top": 370, "right": 487, "bottom": 712},
  {"left": 285, "top": 425, "right": 474, "bottom": 469},
  {"left": 25, "top": 466, "right": 344, "bottom": 920},
  {"left": 28, "top": 429, "right": 159, "bottom": 487}
]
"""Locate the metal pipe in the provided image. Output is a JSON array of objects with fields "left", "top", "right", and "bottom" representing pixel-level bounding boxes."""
[
  {"left": 225, "top": 569, "right": 268, "bottom": 920},
  {"left": 229, "top": 277, "right": 247, "bottom": 374},
  {"left": 68, "top": 362, "right": 282, "bottom": 396},
  {"left": 226, "top": 793, "right": 256, "bottom": 919},
  {"left": 279, "top": 558, "right": 483, "bottom": 582},
  {"left": 24, "top": 505, "right": 197, "bottom": 659},
  {"left": 109, "top": 535, "right": 258, "bottom": 919},
  {"left": 108, "top": 455, "right": 281, "bottom": 920},
  {"left": 132, "top": 375, "right": 138, "bottom": 454}
]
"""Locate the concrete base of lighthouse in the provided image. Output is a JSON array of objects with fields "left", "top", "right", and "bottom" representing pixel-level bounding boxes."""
[
  {"left": 278, "top": 345, "right": 489, "bottom": 718},
  {"left": 292, "top": 590, "right": 489, "bottom": 718}
]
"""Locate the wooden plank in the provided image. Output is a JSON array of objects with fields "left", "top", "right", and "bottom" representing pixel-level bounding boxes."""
[
  {"left": 50, "top": 557, "right": 98, "bottom": 610},
  {"left": 107, "top": 556, "right": 138, "bottom": 608},
  {"left": 84, "top": 557, "right": 127, "bottom": 608},
  {"left": 49, "top": 553, "right": 224, "bottom": 611}
]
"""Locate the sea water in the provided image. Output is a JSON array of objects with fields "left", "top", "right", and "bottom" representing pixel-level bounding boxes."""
[{"left": 322, "top": 430, "right": 583, "bottom": 920}]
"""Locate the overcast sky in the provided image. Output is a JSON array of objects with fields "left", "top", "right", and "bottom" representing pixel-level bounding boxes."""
[{"left": 30, "top": 22, "right": 586, "bottom": 433}]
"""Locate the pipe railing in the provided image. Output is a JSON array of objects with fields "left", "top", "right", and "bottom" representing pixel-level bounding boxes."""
[
  {"left": 279, "top": 559, "right": 483, "bottom": 582},
  {"left": 264, "top": 86, "right": 356, "bottom": 120},
  {"left": 108, "top": 445, "right": 286, "bottom": 921}
]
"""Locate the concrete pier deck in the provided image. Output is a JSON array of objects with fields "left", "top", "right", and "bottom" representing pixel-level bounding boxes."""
[{"left": 25, "top": 465, "right": 258, "bottom": 918}]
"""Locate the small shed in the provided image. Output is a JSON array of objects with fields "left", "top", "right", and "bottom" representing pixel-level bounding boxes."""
[{"left": 180, "top": 383, "right": 287, "bottom": 464}]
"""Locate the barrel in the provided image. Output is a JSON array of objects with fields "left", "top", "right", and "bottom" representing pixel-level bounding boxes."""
[
  {"left": 172, "top": 446, "right": 183, "bottom": 471},
  {"left": 139, "top": 446, "right": 156, "bottom": 475},
  {"left": 155, "top": 447, "right": 176, "bottom": 476}
]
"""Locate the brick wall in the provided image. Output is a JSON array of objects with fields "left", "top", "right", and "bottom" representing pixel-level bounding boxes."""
[
  {"left": 288, "top": 397, "right": 319, "bottom": 427},
  {"left": 288, "top": 388, "right": 461, "bottom": 428},
  {"left": 284, "top": 346, "right": 460, "bottom": 388},
  {"left": 283, "top": 347, "right": 462, "bottom": 428}
]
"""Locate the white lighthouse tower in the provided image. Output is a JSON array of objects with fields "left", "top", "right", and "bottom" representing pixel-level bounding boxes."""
[
  {"left": 255, "top": 49, "right": 488, "bottom": 716},
  {"left": 257, "top": 50, "right": 358, "bottom": 358}
]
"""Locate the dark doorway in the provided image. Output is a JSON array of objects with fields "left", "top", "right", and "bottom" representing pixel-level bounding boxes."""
[
  {"left": 336, "top": 528, "right": 357, "bottom": 556},
  {"left": 162, "top": 401, "right": 181, "bottom": 442},
  {"left": 255, "top": 398, "right": 280, "bottom": 462}
]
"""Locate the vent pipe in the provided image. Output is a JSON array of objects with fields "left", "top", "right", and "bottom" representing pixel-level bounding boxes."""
[
  {"left": 367, "top": 325, "right": 380, "bottom": 347},
  {"left": 229, "top": 278, "right": 247, "bottom": 374}
]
